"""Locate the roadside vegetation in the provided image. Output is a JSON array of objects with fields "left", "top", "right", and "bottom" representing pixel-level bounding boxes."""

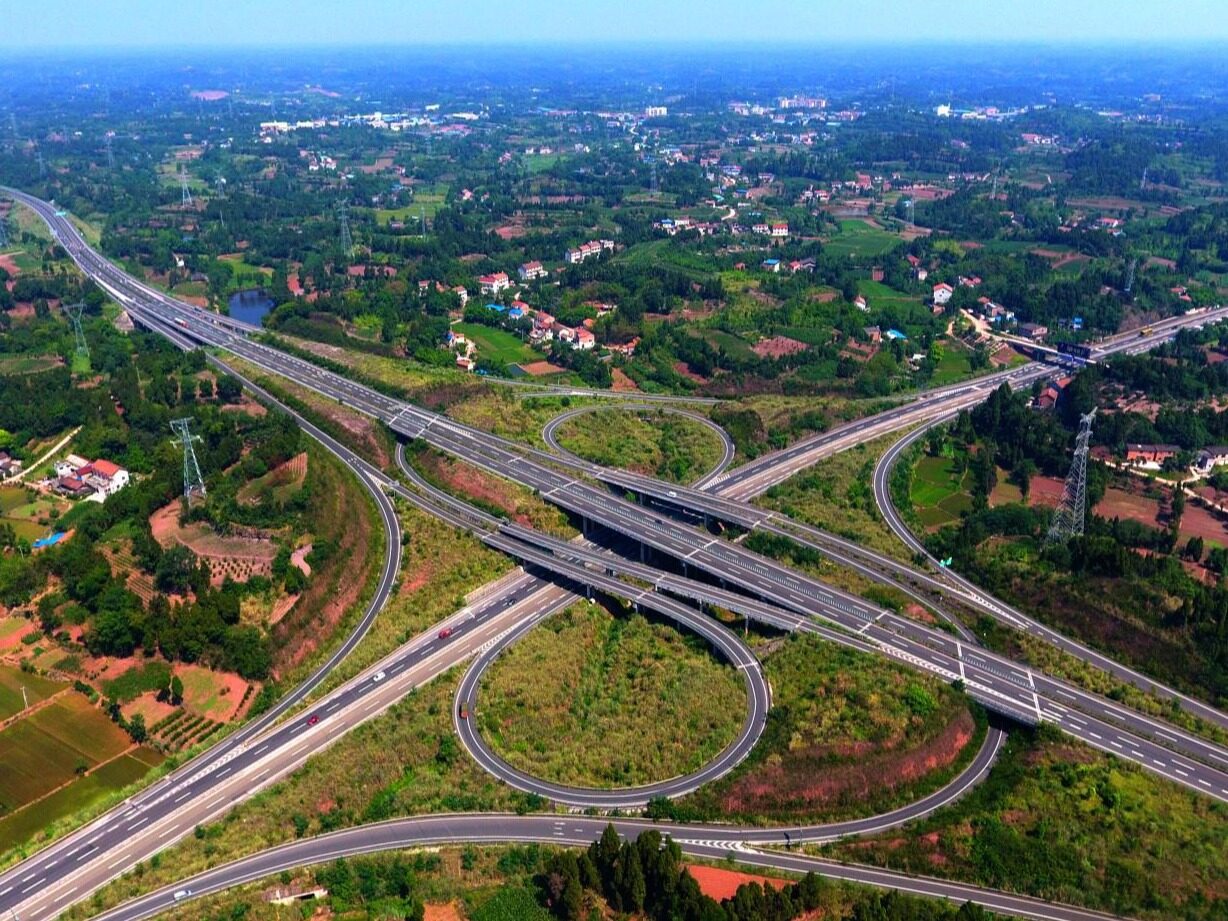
[
  {"left": 552, "top": 408, "right": 725, "bottom": 483},
  {"left": 478, "top": 602, "right": 746, "bottom": 788},
  {"left": 821, "top": 725, "right": 1228, "bottom": 921},
  {"left": 665, "top": 633, "right": 981, "bottom": 825},
  {"left": 756, "top": 431, "right": 918, "bottom": 563}
]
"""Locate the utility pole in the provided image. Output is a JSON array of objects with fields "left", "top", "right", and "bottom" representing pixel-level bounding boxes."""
[
  {"left": 65, "top": 302, "right": 89, "bottom": 359},
  {"left": 180, "top": 164, "right": 193, "bottom": 207},
  {"left": 170, "top": 418, "right": 207, "bottom": 499},
  {"left": 1046, "top": 410, "right": 1096, "bottom": 544},
  {"left": 337, "top": 200, "right": 353, "bottom": 256}
]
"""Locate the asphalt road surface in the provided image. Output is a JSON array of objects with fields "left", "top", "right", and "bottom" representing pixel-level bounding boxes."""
[
  {"left": 89, "top": 807, "right": 1134, "bottom": 921},
  {"left": 4, "top": 187, "right": 1225, "bottom": 919},
  {"left": 22, "top": 187, "right": 1225, "bottom": 802}
]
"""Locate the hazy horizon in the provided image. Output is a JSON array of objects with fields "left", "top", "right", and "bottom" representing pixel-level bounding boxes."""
[{"left": 7, "top": 0, "right": 1228, "bottom": 49}]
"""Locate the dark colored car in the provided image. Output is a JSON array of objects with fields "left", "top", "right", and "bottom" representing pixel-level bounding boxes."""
[
  {"left": 306, "top": 714, "right": 320, "bottom": 726},
  {"left": 438, "top": 627, "right": 454, "bottom": 639},
  {"left": 459, "top": 702, "right": 470, "bottom": 720}
]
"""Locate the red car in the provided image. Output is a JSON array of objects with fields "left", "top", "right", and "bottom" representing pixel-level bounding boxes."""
[
  {"left": 306, "top": 714, "right": 320, "bottom": 726},
  {"left": 438, "top": 627, "right": 454, "bottom": 639},
  {"left": 459, "top": 702, "right": 470, "bottom": 720}
]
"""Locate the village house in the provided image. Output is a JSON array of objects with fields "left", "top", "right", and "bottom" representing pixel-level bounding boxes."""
[
  {"left": 564, "top": 239, "right": 614, "bottom": 264},
  {"left": 770, "top": 221, "right": 789, "bottom": 238},
  {"left": 932, "top": 282, "right": 954, "bottom": 305},
  {"left": 574, "top": 328, "right": 596, "bottom": 350},
  {"left": 1126, "top": 443, "right": 1179, "bottom": 469},
  {"left": 53, "top": 455, "right": 129, "bottom": 500},
  {"left": 1017, "top": 322, "right": 1048, "bottom": 341},
  {"left": 1194, "top": 446, "right": 1228, "bottom": 476},
  {"left": 478, "top": 272, "right": 510, "bottom": 295},
  {"left": 518, "top": 261, "right": 548, "bottom": 281}
]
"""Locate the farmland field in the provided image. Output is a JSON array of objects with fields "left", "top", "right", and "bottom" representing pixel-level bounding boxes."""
[
  {"left": 453, "top": 323, "right": 539, "bottom": 367},
  {"left": 0, "top": 749, "right": 161, "bottom": 853},
  {"left": 0, "top": 664, "right": 65, "bottom": 721},
  {"left": 823, "top": 219, "right": 904, "bottom": 259},
  {"left": 910, "top": 453, "right": 974, "bottom": 528},
  {"left": 0, "top": 692, "right": 163, "bottom": 851}
]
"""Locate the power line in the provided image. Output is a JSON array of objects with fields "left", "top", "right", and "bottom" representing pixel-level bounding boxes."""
[
  {"left": 170, "top": 418, "right": 207, "bottom": 499},
  {"left": 1046, "top": 409, "right": 1096, "bottom": 544}
]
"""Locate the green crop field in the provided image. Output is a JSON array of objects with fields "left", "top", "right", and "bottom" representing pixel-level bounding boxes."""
[
  {"left": 823, "top": 219, "right": 904, "bottom": 259},
  {"left": 0, "top": 694, "right": 137, "bottom": 820},
  {"left": 0, "top": 749, "right": 161, "bottom": 853},
  {"left": 454, "top": 323, "right": 539, "bottom": 367},
  {"left": 0, "top": 665, "right": 65, "bottom": 721},
  {"left": 0, "top": 355, "right": 63, "bottom": 375},
  {"left": 910, "top": 454, "right": 974, "bottom": 527},
  {"left": 470, "top": 886, "right": 553, "bottom": 921}
]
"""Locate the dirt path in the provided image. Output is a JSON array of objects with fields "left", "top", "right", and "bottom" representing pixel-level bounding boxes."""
[{"left": 2, "top": 426, "right": 82, "bottom": 484}]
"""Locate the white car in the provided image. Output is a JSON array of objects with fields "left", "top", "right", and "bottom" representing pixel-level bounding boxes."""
[
  {"left": 372, "top": 670, "right": 386, "bottom": 683},
  {"left": 173, "top": 889, "right": 191, "bottom": 902}
]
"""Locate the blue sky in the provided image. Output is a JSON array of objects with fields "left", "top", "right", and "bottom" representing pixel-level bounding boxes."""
[{"left": 8, "top": 0, "right": 1228, "bottom": 48}]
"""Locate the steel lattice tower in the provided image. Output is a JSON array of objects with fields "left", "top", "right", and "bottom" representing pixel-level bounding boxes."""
[
  {"left": 170, "top": 418, "right": 207, "bottom": 499},
  {"left": 337, "top": 200, "right": 353, "bottom": 255},
  {"left": 1046, "top": 409, "right": 1097, "bottom": 544},
  {"left": 65, "top": 302, "right": 89, "bottom": 359},
  {"left": 0, "top": 209, "right": 8, "bottom": 248},
  {"left": 104, "top": 134, "right": 115, "bottom": 172},
  {"left": 179, "top": 165, "right": 193, "bottom": 206}
]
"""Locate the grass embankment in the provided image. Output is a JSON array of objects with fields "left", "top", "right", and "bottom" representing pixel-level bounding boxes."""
[
  {"left": 220, "top": 356, "right": 398, "bottom": 470},
  {"left": 478, "top": 603, "right": 746, "bottom": 789},
  {"left": 553, "top": 408, "right": 724, "bottom": 483},
  {"left": 403, "top": 441, "right": 576, "bottom": 538},
  {"left": 757, "top": 431, "right": 917, "bottom": 564},
  {"left": 669, "top": 633, "right": 981, "bottom": 825},
  {"left": 313, "top": 502, "right": 512, "bottom": 695},
  {"left": 267, "top": 442, "right": 386, "bottom": 687},
  {"left": 820, "top": 726, "right": 1228, "bottom": 921},
  {"left": 65, "top": 667, "right": 534, "bottom": 920}
]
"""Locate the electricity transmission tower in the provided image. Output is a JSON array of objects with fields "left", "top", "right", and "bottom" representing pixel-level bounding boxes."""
[
  {"left": 179, "top": 164, "right": 193, "bottom": 206},
  {"left": 35, "top": 145, "right": 45, "bottom": 177},
  {"left": 65, "top": 302, "right": 89, "bottom": 359},
  {"left": 170, "top": 418, "right": 207, "bottom": 499},
  {"left": 1124, "top": 256, "right": 1138, "bottom": 296},
  {"left": 104, "top": 134, "right": 115, "bottom": 172},
  {"left": 337, "top": 200, "right": 353, "bottom": 255},
  {"left": 0, "top": 210, "right": 8, "bottom": 249},
  {"left": 1046, "top": 409, "right": 1096, "bottom": 544}
]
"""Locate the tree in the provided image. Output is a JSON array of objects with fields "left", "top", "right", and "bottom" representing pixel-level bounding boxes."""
[
  {"left": 169, "top": 674, "right": 184, "bottom": 705},
  {"left": 155, "top": 545, "right": 197, "bottom": 593},
  {"left": 1184, "top": 535, "right": 1205, "bottom": 562},
  {"left": 127, "top": 713, "right": 148, "bottom": 744},
  {"left": 215, "top": 374, "right": 243, "bottom": 403}
]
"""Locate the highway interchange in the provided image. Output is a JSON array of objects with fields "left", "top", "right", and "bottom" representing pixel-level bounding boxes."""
[{"left": 3, "top": 186, "right": 1227, "bottom": 919}]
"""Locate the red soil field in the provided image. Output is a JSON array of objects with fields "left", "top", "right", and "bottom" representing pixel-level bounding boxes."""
[{"left": 686, "top": 865, "right": 789, "bottom": 902}]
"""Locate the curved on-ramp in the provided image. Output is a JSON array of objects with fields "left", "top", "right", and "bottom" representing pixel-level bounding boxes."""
[
  {"left": 452, "top": 581, "right": 770, "bottom": 809},
  {"left": 542, "top": 401, "right": 735, "bottom": 488}
]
